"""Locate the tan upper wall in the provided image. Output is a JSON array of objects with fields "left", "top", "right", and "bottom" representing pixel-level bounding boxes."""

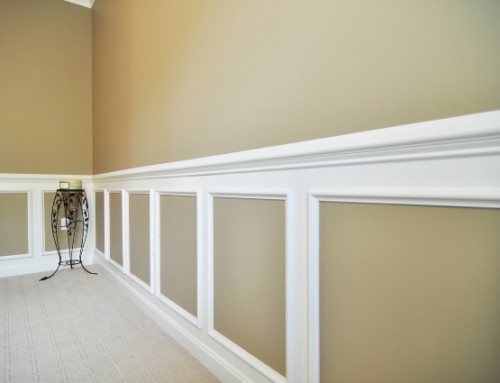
[
  {"left": 0, "top": 0, "right": 92, "bottom": 175},
  {"left": 92, "top": 0, "right": 500, "bottom": 174}
]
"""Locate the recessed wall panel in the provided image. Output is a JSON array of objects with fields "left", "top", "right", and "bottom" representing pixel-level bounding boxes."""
[
  {"left": 320, "top": 203, "right": 500, "bottom": 383},
  {"left": 109, "top": 193, "right": 123, "bottom": 266},
  {"left": 44, "top": 192, "right": 83, "bottom": 253},
  {"left": 0, "top": 193, "right": 29, "bottom": 257},
  {"left": 129, "top": 194, "right": 150, "bottom": 285},
  {"left": 214, "top": 198, "right": 286, "bottom": 376},
  {"left": 95, "top": 191, "right": 105, "bottom": 253},
  {"left": 160, "top": 195, "right": 197, "bottom": 317}
]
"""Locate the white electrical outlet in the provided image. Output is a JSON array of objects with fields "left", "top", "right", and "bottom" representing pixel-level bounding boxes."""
[{"left": 61, "top": 218, "right": 68, "bottom": 231}]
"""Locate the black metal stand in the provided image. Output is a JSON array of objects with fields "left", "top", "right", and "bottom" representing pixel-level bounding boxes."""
[{"left": 40, "top": 189, "right": 97, "bottom": 281}]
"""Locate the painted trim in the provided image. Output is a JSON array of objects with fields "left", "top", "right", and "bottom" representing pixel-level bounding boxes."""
[
  {"left": 308, "top": 188, "right": 500, "bottom": 208},
  {"left": 308, "top": 193, "right": 321, "bottom": 383},
  {"left": 0, "top": 253, "right": 93, "bottom": 278},
  {"left": 157, "top": 293, "right": 198, "bottom": 328},
  {"left": 104, "top": 190, "right": 111, "bottom": 260},
  {"left": 92, "top": 111, "right": 500, "bottom": 181},
  {"left": 122, "top": 190, "right": 129, "bottom": 275},
  {"left": 0, "top": 174, "right": 92, "bottom": 183},
  {"left": 64, "top": 0, "right": 95, "bottom": 9},
  {"left": 128, "top": 271, "right": 150, "bottom": 292},
  {"left": 106, "top": 190, "right": 125, "bottom": 273},
  {"left": 125, "top": 189, "right": 153, "bottom": 293},
  {"left": 155, "top": 189, "right": 203, "bottom": 329},
  {"left": 306, "top": 188, "right": 500, "bottom": 383},
  {"left": 94, "top": 251, "right": 254, "bottom": 383},
  {"left": 93, "top": 190, "right": 106, "bottom": 255},
  {"left": 208, "top": 330, "right": 286, "bottom": 383},
  {"left": 94, "top": 248, "right": 105, "bottom": 259},
  {"left": 207, "top": 189, "right": 293, "bottom": 383},
  {"left": 149, "top": 189, "right": 156, "bottom": 295}
]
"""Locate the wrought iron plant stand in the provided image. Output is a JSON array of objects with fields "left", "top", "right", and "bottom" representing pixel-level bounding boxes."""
[{"left": 39, "top": 189, "right": 97, "bottom": 281}]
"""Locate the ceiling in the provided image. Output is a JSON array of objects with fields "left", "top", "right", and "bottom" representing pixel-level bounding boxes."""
[{"left": 64, "top": 0, "right": 95, "bottom": 9}]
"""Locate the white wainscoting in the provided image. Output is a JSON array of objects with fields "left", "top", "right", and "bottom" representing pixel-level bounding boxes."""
[
  {"left": 154, "top": 189, "right": 203, "bottom": 329},
  {"left": 207, "top": 189, "right": 294, "bottom": 383},
  {"left": 91, "top": 111, "right": 500, "bottom": 383},
  {"left": 4, "top": 111, "right": 499, "bottom": 382},
  {"left": 0, "top": 174, "right": 94, "bottom": 278}
]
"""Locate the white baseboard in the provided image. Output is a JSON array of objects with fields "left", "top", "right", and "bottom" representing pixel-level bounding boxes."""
[
  {"left": 94, "top": 251, "right": 256, "bottom": 383},
  {"left": 0, "top": 253, "right": 94, "bottom": 278}
]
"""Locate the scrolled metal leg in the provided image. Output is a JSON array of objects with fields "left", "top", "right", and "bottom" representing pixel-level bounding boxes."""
[
  {"left": 79, "top": 191, "right": 97, "bottom": 275},
  {"left": 39, "top": 263, "right": 61, "bottom": 281},
  {"left": 40, "top": 191, "right": 63, "bottom": 281}
]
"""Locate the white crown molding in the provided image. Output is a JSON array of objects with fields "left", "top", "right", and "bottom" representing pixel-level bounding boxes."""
[
  {"left": 93, "top": 110, "right": 500, "bottom": 182},
  {"left": 64, "top": 0, "right": 95, "bottom": 9}
]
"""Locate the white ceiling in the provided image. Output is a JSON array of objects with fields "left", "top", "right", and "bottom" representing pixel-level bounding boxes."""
[{"left": 64, "top": 0, "right": 95, "bottom": 9}]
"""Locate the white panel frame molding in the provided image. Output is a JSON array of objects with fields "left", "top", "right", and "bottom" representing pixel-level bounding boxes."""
[
  {"left": 207, "top": 189, "right": 295, "bottom": 383},
  {"left": 107, "top": 190, "right": 126, "bottom": 273},
  {"left": 155, "top": 189, "right": 203, "bottom": 329},
  {"left": 125, "top": 189, "right": 154, "bottom": 294},
  {"left": 90, "top": 111, "right": 500, "bottom": 383},
  {"left": 93, "top": 189, "right": 106, "bottom": 259},
  {"left": 307, "top": 188, "right": 500, "bottom": 383}
]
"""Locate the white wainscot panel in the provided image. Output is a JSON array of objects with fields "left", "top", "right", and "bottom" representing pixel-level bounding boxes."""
[{"left": 92, "top": 111, "right": 500, "bottom": 383}]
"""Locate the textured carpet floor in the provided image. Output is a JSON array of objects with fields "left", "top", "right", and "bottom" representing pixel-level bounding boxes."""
[{"left": 0, "top": 264, "right": 220, "bottom": 383}]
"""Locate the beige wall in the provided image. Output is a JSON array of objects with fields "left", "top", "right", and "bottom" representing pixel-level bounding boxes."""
[
  {"left": 160, "top": 195, "right": 198, "bottom": 317},
  {"left": 92, "top": 0, "right": 500, "bottom": 174},
  {"left": 129, "top": 194, "right": 150, "bottom": 285},
  {"left": 0, "top": 193, "right": 29, "bottom": 257},
  {"left": 95, "top": 191, "right": 105, "bottom": 253},
  {"left": 214, "top": 198, "right": 286, "bottom": 376},
  {"left": 44, "top": 192, "right": 83, "bottom": 252},
  {"left": 320, "top": 202, "right": 500, "bottom": 383},
  {"left": 0, "top": 0, "right": 92, "bottom": 175},
  {"left": 109, "top": 193, "right": 123, "bottom": 266}
]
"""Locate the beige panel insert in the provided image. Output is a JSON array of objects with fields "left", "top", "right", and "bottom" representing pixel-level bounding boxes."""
[
  {"left": 0, "top": 193, "right": 29, "bottom": 257},
  {"left": 95, "top": 192, "right": 105, "bottom": 253},
  {"left": 109, "top": 193, "right": 123, "bottom": 266},
  {"left": 320, "top": 203, "right": 500, "bottom": 383},
  {"left": 44, "top": 192, "right": 83, "bottom": 252},
  {"left": 160, "top": 195, "right": 197, "bottom": 317},
  {"left": 214, "top": 198, "right": 286, "bottom": 376},
  {"left": 129, "top": 194, "right": 150, "bottom": 285}
]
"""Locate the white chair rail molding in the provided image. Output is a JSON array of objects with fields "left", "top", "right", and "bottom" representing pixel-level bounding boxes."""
[{"left": 2, "top": 111, "right": 500, "bottom": 383}]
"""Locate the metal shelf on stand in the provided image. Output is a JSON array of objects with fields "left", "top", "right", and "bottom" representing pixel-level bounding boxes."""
[{"left": 39, "top": 189, "right": 97, "bottom": 281}]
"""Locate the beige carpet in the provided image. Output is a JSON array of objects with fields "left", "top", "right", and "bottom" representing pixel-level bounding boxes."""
[{"left": 0, "top": 264, "right": 220, "bottom": 383}]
